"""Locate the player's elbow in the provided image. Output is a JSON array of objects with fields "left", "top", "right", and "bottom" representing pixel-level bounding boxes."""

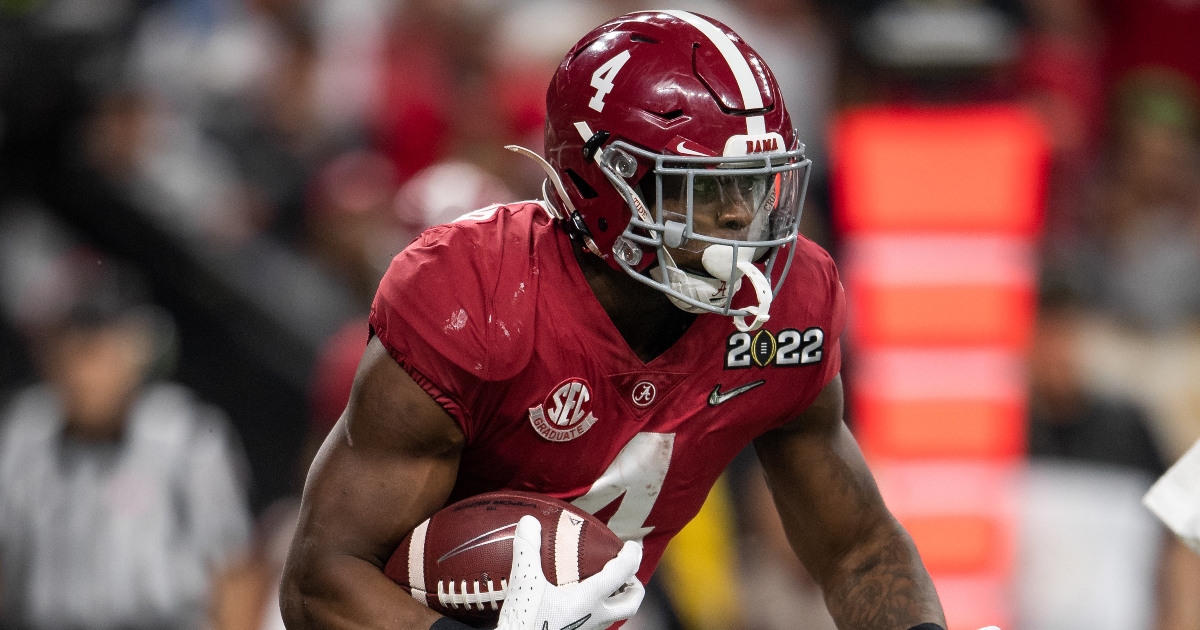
[
  {"left": 278, "top": 574, "right": 304, "bottom": 629},
  {"left": 278, "top": 555, "right": 323, "bottom": 630}
]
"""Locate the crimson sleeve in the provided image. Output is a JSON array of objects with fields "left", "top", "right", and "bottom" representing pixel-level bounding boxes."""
[
  {"left": 369, "top": 226, "right": 490, "bottom": 442},
  {"left": 367, "top": 207, "right": 542, "bottom": 443},
  {"left": 806, "top": 252, "right": 846, "bottom": 410}
]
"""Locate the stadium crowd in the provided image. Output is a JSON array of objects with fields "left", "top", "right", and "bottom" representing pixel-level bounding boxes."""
[{"left": 0, "top": 0, "right": 1198, "bottom": 629}]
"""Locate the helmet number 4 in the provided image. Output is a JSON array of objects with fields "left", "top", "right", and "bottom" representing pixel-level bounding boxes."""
[{"left": 588, "top": 50, "right": 632, "bottom": 112}]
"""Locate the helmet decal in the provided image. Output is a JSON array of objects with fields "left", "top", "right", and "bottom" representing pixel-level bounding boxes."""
[
  {"left": 587, "top": 50, "right": 632, "bottom": 112},
  {"left": 668, "top": 137, "right": 718, "bottom": 158}
]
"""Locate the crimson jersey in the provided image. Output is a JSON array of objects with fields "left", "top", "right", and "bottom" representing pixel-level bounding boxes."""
[{"left": 370, "top": 202, "right": 845, "bottom": 582}]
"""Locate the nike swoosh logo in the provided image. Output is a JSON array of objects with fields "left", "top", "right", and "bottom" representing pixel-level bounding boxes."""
[
  {"left": 675, "top": 141, "right": 709, "bottom": 157},
  {"left": 560, "top": 615, "right": 591, "bottom": 630},
  {"left": 540, "top": 614, "right": 590, "bottom": 630},
  {"left": 708, "top": 380, "right": 766, "bottom": 406},
  {"left": 437, "top": 523, "right": 517, "bottom": 563}
]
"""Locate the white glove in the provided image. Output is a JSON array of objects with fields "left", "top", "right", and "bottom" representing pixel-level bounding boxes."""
[
  {"left": 1145, "top": 438, "right": 1200, "bottom": 553},
  {"left": 496, "top": 515, "right": 644, "bottom": 630}
]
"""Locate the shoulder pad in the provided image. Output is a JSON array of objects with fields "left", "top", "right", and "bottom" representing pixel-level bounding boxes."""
[{"left": 372, "top": 203, "right": 543, "bottom": 381}]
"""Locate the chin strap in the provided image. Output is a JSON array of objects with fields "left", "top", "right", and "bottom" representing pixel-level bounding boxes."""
[
  {"left": 650, "top": 245, "right": 771, "bottom": 332},
  {"left": 649, "top": 249, "right": 742, "bottom": 315},
  {"left": 702, "top": 245, "right": 772, "bottom": 332}
]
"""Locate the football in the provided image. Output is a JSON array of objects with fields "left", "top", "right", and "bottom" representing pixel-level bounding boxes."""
[{"left": 384, "top": 490, "right": 624, "bottom": 625}]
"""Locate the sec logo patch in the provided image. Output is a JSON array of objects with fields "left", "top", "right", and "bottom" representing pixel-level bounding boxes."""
[{"left": 528, "top": 378, "right": 600, "bottom": 442}]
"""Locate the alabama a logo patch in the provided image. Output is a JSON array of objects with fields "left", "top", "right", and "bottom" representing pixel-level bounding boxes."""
[
  {"left": 631, "top": 381, "right": 657, "bottom": 407},
  {"left": 528, "top": 378, "right": 600, "bottom": 442}
]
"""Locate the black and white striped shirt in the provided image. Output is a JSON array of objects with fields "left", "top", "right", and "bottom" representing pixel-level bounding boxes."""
[{"left": 0, "top": 382, "right": 253, "bottom": 630}]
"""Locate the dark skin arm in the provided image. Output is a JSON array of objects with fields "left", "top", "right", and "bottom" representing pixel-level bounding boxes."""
[
  {"left": 280, "top": 337, "right": 465, "bottom": 630},
  {"left": 754, "top": 375, "right": 946, "bottom": 630}
]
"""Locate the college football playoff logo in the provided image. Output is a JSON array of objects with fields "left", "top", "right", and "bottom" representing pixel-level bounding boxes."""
[
  {"left": 725, "top": 327, "right": 825, "bottom": 369},
  {"left": 528, "top": 378, "right": 600, "bottom": 442}
]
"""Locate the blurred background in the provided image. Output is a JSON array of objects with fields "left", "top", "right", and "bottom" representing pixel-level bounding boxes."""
[{"left": 0, "top": 0, "right": 1198, "bottom": 630}]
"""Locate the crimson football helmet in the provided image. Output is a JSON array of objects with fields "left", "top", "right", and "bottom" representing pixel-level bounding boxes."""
[{"left": 520, "top": 10, "right": 811, "bottom": 332}]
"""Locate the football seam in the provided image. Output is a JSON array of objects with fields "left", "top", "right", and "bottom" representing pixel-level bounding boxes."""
[
  {"left": 577, "top": 521, "right": 590, "bottom": 582},
  {"left": 548, "top": 508, "right": 561, "bottom": 585}
]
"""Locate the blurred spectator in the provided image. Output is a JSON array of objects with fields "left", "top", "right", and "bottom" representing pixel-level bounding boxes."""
[
  {"left": 373, "top": 1, "right": 495, "bottom": 184},
  {"left": 1027, "top": 297, "right": 1165, "bottom": 472},
  {"left": 0, "top": 252, "right": 257, "bottom": 630},
  {"left": 127, "top": 0, "right": 349, "bottom": 244},
  {"left": 83, "top": 86, "right": 264, "bottom": 244},
  {"left": 489, "top": 0, "right": 612, "bottom": 148},
  {"left": 309, "top": 0, "right": 390, "bottom": 141},
  {"left": 393, "top": 159, "right": 514, "bottom": 245},
  {"left": 825, "top": 0, "right": 1024, "bottom": 106},
  {"left": 1096, "top": 0, "right": 1200, "bottom": 92},
  {"left": 304, "top": 149, "right": 515, "bottom": 320},
  {"left": 303, "top": 149, "right": 400, "bottom": 309},
  {"left": 1016, "top": 297, "right": 1181, "bottom": 630},
  {"left": 201, "top": 6, "right": 331, "bottom": 244},
  {"left": 307, "top": 320, "right": 369, "bottom": 448},
  {"left": 1016, "top": 0, "right": 1105, "bottom": 243},
  {"left": 1096, "top": 72, "right": 1200, "bottom": 330},
  {"left": 244, "top": 315, "right": 367, "bottom": 630},
  {"left": 244, "top": 312, "right": 373, "bottom": 630},
  {"left": 1048, "top": 71, "right": 1200, "bottom": 330}
]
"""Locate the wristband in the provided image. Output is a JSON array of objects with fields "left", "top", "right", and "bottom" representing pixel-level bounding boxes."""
[
  {"left": 431, "top": 617, "right": 475, "bottom": 630},
  {"left": 908, "top": 624, "right": 946, "bottom": 630}
]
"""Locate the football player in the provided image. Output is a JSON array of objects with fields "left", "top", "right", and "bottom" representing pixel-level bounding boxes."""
[{"left": 281, "top": 11, "right": 946, "bottom": 630}]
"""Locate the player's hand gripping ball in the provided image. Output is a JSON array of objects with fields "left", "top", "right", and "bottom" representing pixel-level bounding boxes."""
[{"left": 384, "top": 490, "right": 633, "bottom": 626}]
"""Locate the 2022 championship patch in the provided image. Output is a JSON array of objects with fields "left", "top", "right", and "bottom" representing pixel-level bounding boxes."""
[{"left": 724, "top": 327, "right": 824, "bottom": 369}]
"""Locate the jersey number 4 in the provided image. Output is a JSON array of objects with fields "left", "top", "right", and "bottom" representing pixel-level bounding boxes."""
[{"left": 572, "top": 432, "right": 673, "bottom": 541}]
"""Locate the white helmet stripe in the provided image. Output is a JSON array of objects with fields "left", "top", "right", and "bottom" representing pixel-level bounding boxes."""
[
  {"left": 662, "top": 10, "right": 765, "bottom": 136},
  {"left": 746, "top": 115, "right": 766, "bottom": 136}
]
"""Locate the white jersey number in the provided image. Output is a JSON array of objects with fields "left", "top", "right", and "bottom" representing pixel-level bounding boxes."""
[
  {"left": 572, "top": 432, "right": 673, "bottom": 541},
  {"left": 588, "top": 50, "right": 632, "bottom": 113}
]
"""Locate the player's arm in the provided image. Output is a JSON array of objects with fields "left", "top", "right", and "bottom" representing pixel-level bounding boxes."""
[
  {"left": 753, "top": 375, "right": 945, "bottom": 630},
  {"left": 280, "top": 336, "right": 464, "bottom": 630}
]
